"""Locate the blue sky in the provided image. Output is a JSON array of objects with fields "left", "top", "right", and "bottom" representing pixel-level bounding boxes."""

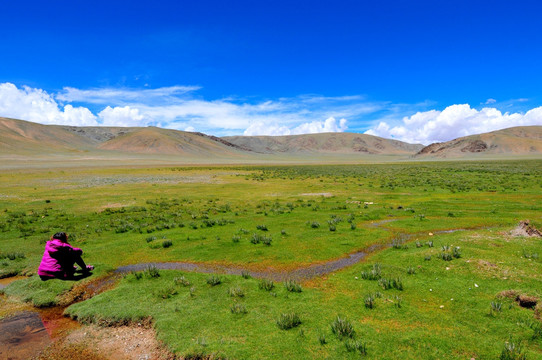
[{"left": 1, "top": 0, "right": 542, "bottom": 144}]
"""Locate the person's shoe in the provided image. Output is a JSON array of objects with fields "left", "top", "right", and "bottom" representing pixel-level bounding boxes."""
[{"left": 84, "top": 265, "right": 94, "bottom": 272}]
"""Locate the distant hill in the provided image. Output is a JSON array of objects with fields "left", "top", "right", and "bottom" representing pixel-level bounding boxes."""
[
  {"left": 223, "top": 132, "right": 424, "bottom": 155},
  {"left": 0, "top": 117, "right": 248, "bottom": 158},
  {"left": 415, "top": 126, "right": 542, "bottom": 158},
  {"left": 2, "top": 117, "right": 541, "bottom": 163}
]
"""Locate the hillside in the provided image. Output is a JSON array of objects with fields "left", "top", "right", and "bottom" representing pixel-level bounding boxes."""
[
  {"left": 415, "top": 126, "right": 542, "bottom": 158},
  {"left": 0, "top": 117, "right": 249, "bottom": 159},
  {"left": 223, "top": 132, "right": 424, "bottom": 155},
  {"left": 0, "top": 117, "right": 96, "bottom": 155},
  {"left": 2, "top": 117, "right": 542, "bottom": 164}
]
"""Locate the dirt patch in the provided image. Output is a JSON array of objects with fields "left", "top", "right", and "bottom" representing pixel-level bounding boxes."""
[
  {"left": 38, "top": 324, "right": 175, "bottom": 360},
  {"left": 497, "top": 290, "right": 539, "bottom": 309},
  {"left": 518, "top": 295, "right": 538, "bottom": 309},
  {"left": 510, "top": 220, "right": 542, "bottom": 237}
]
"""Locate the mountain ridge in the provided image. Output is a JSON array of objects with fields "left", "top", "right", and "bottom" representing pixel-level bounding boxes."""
[{"left": 1, "top": 117, "right": 542, "bottom": 161}]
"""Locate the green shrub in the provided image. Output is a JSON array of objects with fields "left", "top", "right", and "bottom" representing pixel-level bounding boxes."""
[
  {"left": 361, "top": 263, "right": 381, "bottom": 280},
  {"left": 345, "top": 339, "right": 367, "bottom": 355},
  {"left": 228, "top": 286, "right": 245, "bottom": 298},
  {"left": 284, "top": 280, "right": 302, "bottom": 293},
  {"left": 379, "top": 277, "right": 403, "bottom": 290},
  {"left": 206, "top": 275, "right": 222, "bottom": 286},
  {"left": 174, "top": 276, "right": 190, "bottom": 286},
  {"left": 318, "top": 332, "right": 327, "bottom": 345},
  {"left": 156, "top": 286, "right": 178, "bottom": 299},
  {"left": 259, "top": 279, "right": 274, "bottom": 291},
  {"left": 499, "top": 339, "right": 527, "bottom": 360},
  {"left": 276, "top": 312, "right": 301, "bottom": 330},
  {"left": 261, "top": 235, "right": 272, "bottom": 246},
  {"left": 230, "top": 303, "right": 248, "bottom": 314},
  {"left": 453, "top": 246, "right": 461, "bottom": 258},
  {"left": 162, "top": 240, "right": 172, "bottom": 248},
  {"left": 256, "top": 224, "right": 268, "bottom": 231},
  {"left": 364, "top": 294, "right": 376, "bottom": 309},
  {"left": 144, "top": 265, "right": 160, "bottom": 278},
  {"left": 331, "top": 316, "right": 355, "bottom": 339},
  {"left": 241, "top": 271, "right": 251, "bottom": 279}
]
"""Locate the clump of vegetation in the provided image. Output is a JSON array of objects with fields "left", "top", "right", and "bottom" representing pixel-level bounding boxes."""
[
  {"left": 284, "top": 279, "right": 302, "bottom": 292},
  {"left": 259, "top": 279, "right": 274, "bottom": 291},
  {"left": 276, "top": 312, "right": 301, "bottom": 330},
  {"left": 251, "top": 233, "right": 272, "bottom": 245},
  {"left": 174, "top": 276, "right": 191, "bottom": 286},
  {"left": 378, "top": 277, "right": 403, "bottom": 290},
  {"left": 256, "top": 224, "right": 268, "bottom": 231},
  {"left": 144, "top": 265, "right": 160, "bottom": 278},
  {"left": 162, "top": 239, "right": 172, "bottom": 248},
  {"left": 392, "top": 295, "right": 403, "bottom": 308},
  {"left": 156, "top": 285, "right": 178, "bottom": 299},
  {"left": 523, "top": 250, "right": 539, "bottom": 260},
  {"left": 406, "top": 266, "right": 416, "bottom": 275},
  {"left": 361, "top": 263, "right": 382, "bottom": 280},
  {"left": 331, "top": 316, "right": 355, "bottom": 339},
  {"left": 499, "top": 338, "right": 527, "bottom": 360},
  {"left": 0, "top": 252, "right": 25, "bottom": 260},
  {"left": 364, "top": 293, "right": 376, "bottom": 309},
  {"left": 345, "top": 339, "right": 367, "bottom": 355},
  {"left": 230, "top": 303, "right": 248, "bottom": 314},
  {"left": 206, "top": 275, "right": 222, "bottom": 286},
  {"left": 318, "top": 332, "right": 327, "bottom": 345},
  {"left": 392, "top": 237, "right": 408, "bottom": 249},
  {"left": 228, "top": 286, "right": 245, "bottom": 298},
  {"left": 232, "top": 235, "right": 241, "bottom": 243}
]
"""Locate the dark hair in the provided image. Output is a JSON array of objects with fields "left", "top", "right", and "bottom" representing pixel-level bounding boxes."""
[{"left": 52, "top": 232, "right": 68, "bottom": 242}]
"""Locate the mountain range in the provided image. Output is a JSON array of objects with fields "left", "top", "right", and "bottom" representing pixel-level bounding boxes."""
[{"left": 1, "top": 117, "right": 542, "bottom": 164}]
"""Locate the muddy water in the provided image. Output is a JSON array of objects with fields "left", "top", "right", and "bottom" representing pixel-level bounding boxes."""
[
  {"left": 0, "top": 277, "right": 80, "bottom": 360},
  {"left": 116, "top": 227, "right": 473, "bottom": 281}
]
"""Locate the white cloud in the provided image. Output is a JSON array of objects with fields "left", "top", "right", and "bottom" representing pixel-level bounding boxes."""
[
  {"left": 365, "top": 104, "right": 542, "bottom": 145},
  {"left": 56, "top": 85, "right": 201, "bottom": 105},
  {"left": 244, "top": 117, "right": 347, "bottom": 136},
  {"left": 485, "top": 98, "right": 497, "bottom": 104},
  {"left": 4, "top": 83, "right": 542, "bottom": 142},
  {"left": 98, "top": 106, "right": 147, "bottom": 127},
  {"left": 0, "top": 82, "right": 98, "bottom": 126}
]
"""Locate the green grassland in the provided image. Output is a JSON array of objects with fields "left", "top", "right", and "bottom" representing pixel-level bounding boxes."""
[{"left": 1, "top": 160, "right": 542, "bottom": 359}]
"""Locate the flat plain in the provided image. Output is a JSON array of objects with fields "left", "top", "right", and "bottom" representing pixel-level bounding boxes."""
[{"left": 1, "top": 161, "right": 542, "bottom": 359}]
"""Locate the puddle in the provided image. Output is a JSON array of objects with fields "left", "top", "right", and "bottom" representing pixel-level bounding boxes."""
[
  {"left": 0, "top": 276, "right": 26, "bottom": 290},
  {"left": 0, "top": 311, "right": 50, "bottom": 360},
  {"left": 0, "top": 276, "right": 82, "bottom": 360}
]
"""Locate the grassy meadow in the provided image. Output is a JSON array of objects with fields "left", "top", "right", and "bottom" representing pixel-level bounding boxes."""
[{"left": 1, "top": 160, "right": 542, "bottom": 359}]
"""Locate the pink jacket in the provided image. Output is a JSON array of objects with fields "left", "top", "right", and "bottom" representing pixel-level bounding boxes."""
[{"left": 38, "top": 239, "right": 82, "bottom": 278}]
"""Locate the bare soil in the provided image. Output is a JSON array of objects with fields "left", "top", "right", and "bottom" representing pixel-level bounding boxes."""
[{"left": 510, "top": 220, "right": 542, "bottom": 237}]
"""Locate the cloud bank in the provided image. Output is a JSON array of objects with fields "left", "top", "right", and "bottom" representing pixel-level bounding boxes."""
[
  {"left": 0, "top": 82, "right": 363, "bottom": 136},
  {"left": 365, "top": 104, "right": 542, "bottom": 145},
  {"left": 1, "top": 82, "right": 541, "bottom": 143}
]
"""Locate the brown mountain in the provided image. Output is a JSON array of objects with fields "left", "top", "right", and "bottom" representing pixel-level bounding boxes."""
[
  {"left": 222, "top": 132, "right": 424, "bottom": 155},
  {"left": 0, "top": 117, "right": 248, "bottom": 159},
  {"left": 415, "top": 126, "right": 542, "bottom": 158},
  {"left": 0, "top": 117, "right": 96, "bottom": 155}
]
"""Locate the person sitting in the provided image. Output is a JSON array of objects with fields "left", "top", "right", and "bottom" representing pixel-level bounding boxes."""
[{"left": 38, "top": 232, "right": 94, "bottom": 280}]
